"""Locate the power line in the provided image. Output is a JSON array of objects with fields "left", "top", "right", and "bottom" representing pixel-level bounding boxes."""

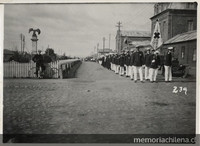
[
  {"left": 123, "top": 5, "right": 154, "bottom": 26},
  {"left": 122, "top": 4, "right": 151, "bottom": 24}
]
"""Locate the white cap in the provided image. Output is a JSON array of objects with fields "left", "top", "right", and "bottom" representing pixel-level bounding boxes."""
[{"left": 155, "top": 50, "right": 159, "bottom": 54}]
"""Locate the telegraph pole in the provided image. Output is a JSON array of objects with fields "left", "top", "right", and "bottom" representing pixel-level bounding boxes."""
[
  {"left": 94, "top": 46, "right": 96, "bottom": 57},
  {"left": 20, "top": 34, "right": 23, "bottom": 53},
  {"left": 103, "top": 37, "right": 106, "bottom": 55},
  {"left": 109, "top": 34, "right": 111, "bottom": 49},
  {"left": 97, "top": 43, "right": 99, "bottom": 58},
  {"left": 116, "top": 21, "right": 122, "bottom": 54},
  {"left": 23, "top": 35, "right": 25, "bottom": 53}
]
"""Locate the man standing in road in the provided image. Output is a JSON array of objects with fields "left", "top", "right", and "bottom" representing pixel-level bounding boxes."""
[
  {"left": 132, "top": 45, "right": 144, "bottom": 83},
  {"left": 149, "top": 50, "right": 160, "bottom": 83},
  {"left": 125, "top": 51, "right": 131, "bottom": 77},
  {"left": 115, "top": 54, "right": 120, "bottom": 74},
  {"left": 164, "top": 47, "right": 173, "bottom": 82},
  {"left": 144, "top": 48, "right": 151, "bottom": 81},
  {"left": 119, "top": 51, "right": 125, "bottom": 76},
  {"left": 32, "top": 50, "right": 46, "bottom": 78}
]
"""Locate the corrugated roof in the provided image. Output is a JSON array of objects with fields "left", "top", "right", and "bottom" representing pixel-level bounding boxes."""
[
  {"left": 98, "top": 48, "right": 114, "bottom": 53},
  {"left": 130, "top": 40, "right": 151, "bottom": 47},
  {"left": 121, "top": 30, "right": 151, "bottom": 37},
  {"left": 123, "top": 40, "right": 151, "bottom": 50},
  {"left": 164, "top": 30, "right": 196, "bottom": 44}
]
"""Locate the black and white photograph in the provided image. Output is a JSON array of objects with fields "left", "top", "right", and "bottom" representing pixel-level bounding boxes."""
[{"left": 1, "top": 1, "right": 198, "bottom": 144}]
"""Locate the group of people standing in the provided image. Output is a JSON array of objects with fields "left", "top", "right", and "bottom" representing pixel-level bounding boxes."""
[{"left": 99, "top": 45, "right": 173, "bottom": 83}]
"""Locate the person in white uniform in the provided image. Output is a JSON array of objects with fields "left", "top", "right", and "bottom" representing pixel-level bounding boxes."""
[
  {"left": 149, "top": 50, "right": 161, "bottom": 83},
  {"left": 132, "top": 45, "right": 144, "bottom": 83},
  {"left": 164, "top": 47, "right": 173, "bottom": 82}
]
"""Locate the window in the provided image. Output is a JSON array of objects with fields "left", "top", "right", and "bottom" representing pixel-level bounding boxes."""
[
  {"left": 186, "top": 3, "right": 194, "bottom": 9},
  {"left": 160, "top": 4, "right": 163, "bottom": 11},
  {"left": 154, "top": 5, "right": 157, "bottom": 15},
  {"left": 181, "top": 46, "right": 185, "bottom": 59},
  {"left": 193, "top": 48, "right": 196, "bottom": 61},
  {"left": 188, "top": 20, "right": 193, "bottom": 31},
  {"left": 162, "top": 21, "right": 166, "bottom": 34}
]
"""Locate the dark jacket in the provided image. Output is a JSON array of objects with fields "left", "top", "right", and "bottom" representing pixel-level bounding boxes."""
[
  {"left": 106, "top": 56, "right": 110, "bottom": 69},
  {"left": 115, "top": 56, "right": 119, "bottom": 65},
  {"left": 130, "top": 52, "right": 135, "bottom": 66},
  {"left": 125, "top": 54, "right": 131, "bottom": 66},
  {"left": 113, "top": 56, "right": 116, "bottom": 64},
  {"left": 149, "top": 54, "right": 160, "bottom": 69},
  {"left": 32, "top": 54, "right": 44, "bottom": 64},
  {"left": 164, "top": 52, "right": 172, "bottom": 66},
  {"left": 119, "top": 54, "right": 125, "bottom": 66},
  {"left": 144, "top": 53, "right": 151, "bottom": 67},
  {"left": 132, "top": 51, "right": 144, "bottom": 66}
]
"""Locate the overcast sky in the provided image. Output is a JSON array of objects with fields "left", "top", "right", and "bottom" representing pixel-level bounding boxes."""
[{"left": 4, "top": 3, "right": 155, "bottom": 57}]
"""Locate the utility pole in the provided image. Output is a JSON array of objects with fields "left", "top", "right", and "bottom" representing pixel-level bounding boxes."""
[
  {"left": 22, "top": 35, "right": 25, "bottom": 53},
  {"left": 94, "top": 46, "right": 96, "bottom": 56},
  {"left": 116, "top": 21, "right": 122, "bottom": 54},
  {"left": 97, "top": 43, "right": 99, "bottom": 58},
  {"left": 103, "top": 37, "right": 105, "bottom": 55},
  {"left": 109, "top": 34, "right": 111, "bottom": 49},
  {"left": 20, "top": 34, "right": 23, "bottom": 53}
]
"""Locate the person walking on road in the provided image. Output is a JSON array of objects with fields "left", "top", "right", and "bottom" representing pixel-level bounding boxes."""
[
  {"left": 149, "top": 50, "right": 160, "bottom": 83},
  {"left": 132, "top": 45, "right": 144, "bottom": 83},
  {"left": 32, "top": 50, "right": 46, "bottom": 78},
  {"left": 164, "top": 47, "right": 173, "bottom": 82},
  {"left": 144, "top": 48, "right": 151, "bottom": 81}
]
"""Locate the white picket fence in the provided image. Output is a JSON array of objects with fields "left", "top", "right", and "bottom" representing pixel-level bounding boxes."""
[{"left": 3, "top": 60, "right": 59, "bottom": 78}]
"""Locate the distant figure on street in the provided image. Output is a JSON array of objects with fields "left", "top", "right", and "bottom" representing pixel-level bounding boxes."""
[
  {"left": 32, "top": 50, "right": 46, "bottom": 78},
  {"left": 144, "top": 48, "right": 151, "bottom": 80},
  {"left": 149, "top": 50, "right": 160, "bottom": 83},
  {"left": 132, "top": 45, "right": 144, "bottom": 83},
  {"left": 164, "top": 47, "right": 173, "bottom": 82}
]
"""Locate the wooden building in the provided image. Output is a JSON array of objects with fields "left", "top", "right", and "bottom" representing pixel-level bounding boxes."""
[
  {"left": 115, "top": 30, "right": 151, "bottom": 54},
  {"left": 161, "top": 30, "right": 196, "bottom": 67}
]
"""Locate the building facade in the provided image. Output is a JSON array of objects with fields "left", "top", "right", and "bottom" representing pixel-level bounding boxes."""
[
  {"left": 162, "top": 30, "right": 196, "bottom": 67},
  {"left": 150, "top": 2, "right": 197, "bottom": 43},
  {"left": 150, "top": 2, "right": 197, "bottom": 67},
  {"left": 97, "top": 48, "right": 114, "bottom": 58},
  {"left": 116, "top": 30, "right": 151, "bottom": 53}
]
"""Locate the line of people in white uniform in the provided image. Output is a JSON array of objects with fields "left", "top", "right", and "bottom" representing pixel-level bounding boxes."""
[{"left": 99, "top": 45, "right": 173, "bottom": 83}]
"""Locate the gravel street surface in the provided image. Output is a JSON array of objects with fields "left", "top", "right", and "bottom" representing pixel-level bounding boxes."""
[{"left": 3, "top": 62, "right": 196, "bottom": 142}]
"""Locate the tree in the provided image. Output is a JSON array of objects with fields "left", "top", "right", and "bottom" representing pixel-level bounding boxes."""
[
  {"left": 43, "top": 54, "right": 52, "bottom": 63},
  {"left": 45, "top": 48, "right": 57, "bottom": 61}
]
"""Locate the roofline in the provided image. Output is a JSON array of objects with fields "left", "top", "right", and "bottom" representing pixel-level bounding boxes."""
[
  {"left": 164, "top": 38, "right": 196, "bottom": 45},
  {"left": 121, "top": 35, "right": 151, "bottom": 38},
  {"left": 150, "top": 9, "right": 197, "bottom": 20}
]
